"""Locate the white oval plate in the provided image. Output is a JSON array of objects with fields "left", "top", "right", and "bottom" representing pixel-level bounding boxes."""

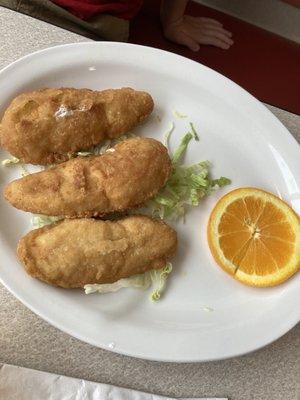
[{"left": 0, "top": 43, "right": 299, "bottom": 362}]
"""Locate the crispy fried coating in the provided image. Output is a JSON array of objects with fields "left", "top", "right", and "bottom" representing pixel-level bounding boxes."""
[
  {"left": 0, "top": 87, "right": 154, "bottom": 165},
  {"left": 17, "top": 215, "right": 177, "bottom": 288},
  {"left": 4, "top": 138, "right": 171, "bottom": 217}
]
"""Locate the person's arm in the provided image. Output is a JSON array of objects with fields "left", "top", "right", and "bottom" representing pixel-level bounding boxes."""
[{"left": 160, "top": 0, "right": 233, "bottom": 51}]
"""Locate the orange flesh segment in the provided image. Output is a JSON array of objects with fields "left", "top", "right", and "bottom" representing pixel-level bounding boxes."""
[{"left": 208, "top": 188, "right": 300, "bottom": 287}]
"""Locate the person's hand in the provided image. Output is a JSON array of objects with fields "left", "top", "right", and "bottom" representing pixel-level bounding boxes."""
[{"left": 163, "top": 15, "right": 233, "bottom": 51}]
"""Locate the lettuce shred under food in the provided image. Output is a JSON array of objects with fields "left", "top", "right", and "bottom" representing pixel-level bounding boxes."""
[
  {"left": 149, "top": 129, "right": 231, "bottom": 221},
  {"left": 74, "top": 133, "right": 136, "bottom": 158},
  {"left": 1, "top": 126, "right": 230, "bottom": 302},
  {"left": 83, "top": 123, "right": 230, "bottom": 299},
  {"left": 1, "top": 157, "right": 20, "bottom": 166},
  {"left": 31, "top": 214, "right": 62, "bottom": 229},
  {"left": 2, "top": 158, "right": 30, "bottom": 176},
  {"left": 84, "top": 263, "right": 172, "bottom": 301}
]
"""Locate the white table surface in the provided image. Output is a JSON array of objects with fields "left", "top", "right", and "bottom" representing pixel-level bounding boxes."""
[{"left": 0, "top": 6, "right": 299, "bottom": 400}]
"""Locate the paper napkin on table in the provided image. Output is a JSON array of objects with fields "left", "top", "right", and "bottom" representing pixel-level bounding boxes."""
[{"left": 0, "top": 364, "right": 227, "bottom": 400}]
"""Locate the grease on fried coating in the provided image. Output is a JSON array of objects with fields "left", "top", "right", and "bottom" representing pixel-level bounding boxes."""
[
  {"left": 17, "top": 215, "right": 177, "bottom": 288},
  {"left": 4, "top": 137, "right": 171, "bottom": 217},
  {"left": 0, "top": 87, "right": 154, "bottom": 165}
]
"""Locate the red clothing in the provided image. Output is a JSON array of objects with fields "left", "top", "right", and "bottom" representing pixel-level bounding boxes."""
[{"left": 51, "top": 0, "right": 143, "bottom": 20}]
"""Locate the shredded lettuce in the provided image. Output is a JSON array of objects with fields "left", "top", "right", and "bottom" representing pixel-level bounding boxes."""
[
  {"left": 1, "top": 157, "right": 20, "bottom": 166},
  {"left": 20, "top": 164, "right": 30, "bottom": 177},
  {"left": 173, "top": 110, "right": 187, "bottom": 119},
  {"left": 31, "top": 214, "right": 62, "bottom": 229},
  {"left": 75, "top": 133, "right": 136, "bottom": 158},
  {"left": 75, "top": 151, "right": 93, "bottom": 157},
  {"left": 171, "top": 132, "right": 193, "bottom": 165},
  {"left": 1, "top": 121, "right": 230, "bottom": 302},
  {"left": 201, "top": 306, "right": 214, "bottom": 312},
  {"left": 2, "top": 157, "right": 30, "bottom": 178},
  {"left": 149, "top": 263, "right": 172, "bottom": 301},
  {"left": 149, "top": 131, "right": 231, "bottom": 221},
  {"left": 189, "top": 122, "right": 199, "bottom": 141},
  {"left": 84, "top": 272, "right": 151, "bottom": 294},
  {"left": 83, "top": 124, "right": 231, "bottom": 302},
  {"left": 84, "top": 263, "right": 172, "bottom": 301},
  {"left": 164, "top": 122, "right": 175, "bottom": 148}
]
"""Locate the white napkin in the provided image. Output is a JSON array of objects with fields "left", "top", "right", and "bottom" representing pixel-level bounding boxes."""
[{"left": 0, "top": 364, "right": 227, "bottom": 400}]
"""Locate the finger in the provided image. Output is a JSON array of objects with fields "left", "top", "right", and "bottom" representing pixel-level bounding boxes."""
[
  {"left": 207, "top": 26, "right": 232, "bottom": 37},
  {"left": 190, "top": 25, "right": 234, "bottom": 46},
  {"left": 199, "top": 21, "right": 232, "bottom": 37},
  {"left": 199, "top": 17, "right": 223, "bottom": 27},
  {"left": 175, "top": 32, "right": 200, "bottom": 52},
  {"left": 189, "top": 18, "right": 220, "bottom": 30},
  {"left": 198, "top": 35, "right": 231, "bottom": 49},
  {"left": 203, "top": 29, "right": 234, "bottom": 45},
  {"left": 187, "top": 16, "right": 223, "bottom": 29}
]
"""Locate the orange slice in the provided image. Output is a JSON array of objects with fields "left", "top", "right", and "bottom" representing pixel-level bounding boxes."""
[{"left": 207, "top": 188, "right": 300, "bottom": 287}]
